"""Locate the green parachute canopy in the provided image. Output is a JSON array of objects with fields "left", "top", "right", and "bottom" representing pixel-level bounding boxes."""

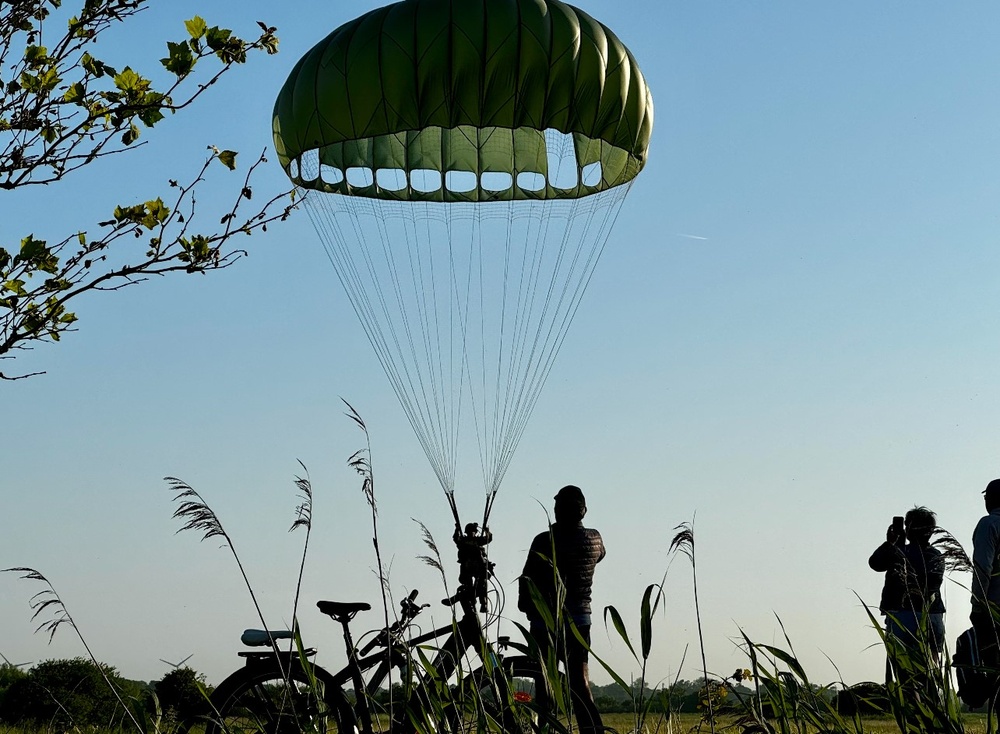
[
  {"left": 272, "top": 0, "right": 653, "bottom": 202},
  {"left": 274, "top": 0, "right": 653, "bottom": 520}
]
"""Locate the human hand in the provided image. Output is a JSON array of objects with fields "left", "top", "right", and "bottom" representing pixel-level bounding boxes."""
[{"left": 886, "top": 524, "right": 902, "bottom": 544}]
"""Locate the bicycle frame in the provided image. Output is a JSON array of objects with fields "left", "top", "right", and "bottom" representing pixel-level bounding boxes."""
[
  {"left": 208, "top": 532, "right": 524, "bottom": 734},
  {"left": 332, "top": 591, "right": 508, "bottom": 734}
]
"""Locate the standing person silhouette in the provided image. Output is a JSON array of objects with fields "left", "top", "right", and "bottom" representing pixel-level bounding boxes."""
[
  {"left": 518, "top": 485, "right": 605, "bottom": 734},
  {"left": 972, "top": 479, "right": 1000, "bottom": 669},
  {"left": 869, "top": 506, "right": 946, "bottom": 659}
]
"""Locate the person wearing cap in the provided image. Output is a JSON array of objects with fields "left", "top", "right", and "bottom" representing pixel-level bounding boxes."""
[
  {"left": 518, "top": 485, "right": 605, "bottom": 734},
  {"left": 972, "top": 479, "right": 1000, "bottom": 665}
]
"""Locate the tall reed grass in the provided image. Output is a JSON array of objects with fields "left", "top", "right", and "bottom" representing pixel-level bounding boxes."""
[{"left": 2, "top": 411, "right": 989, "bottom": 734}]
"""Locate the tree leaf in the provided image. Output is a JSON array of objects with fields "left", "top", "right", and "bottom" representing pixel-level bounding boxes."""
[
  {"left": 122, "top": 123, "right": 140, "bottom": 146},
  {"left": 113, "top": 67, "right": 141, "bottom": 92},
  {"left": 4, "top": 280, "right": 26, "bottom": 296},
  {"left": 161, "top": 41, "right": 194, "bottom": 78},
  {"left": 205, "top": 26, "right": 233, "bottom": 52},
  {"left": 217, "top": 150, "right": 237, "bottom": 170},
  {"left": 184, "top": 16, "right": 207, "bottom": 40},
  {"left": 63, "top": 81, "right": 86, "bottom": 103}
]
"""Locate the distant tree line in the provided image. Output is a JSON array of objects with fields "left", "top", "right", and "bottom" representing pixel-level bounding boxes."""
[
  {"left": 589, "top": 679, "right": 897, "bottom": 716},
  {"left": 5, "top": 658, "right": 971, "bottom": 725},
  {"left": 590, "top": 679, "right": 754, "bottom": 714},
  {"left": 0, "top": 659, "right": 209, "bottom": 727}
]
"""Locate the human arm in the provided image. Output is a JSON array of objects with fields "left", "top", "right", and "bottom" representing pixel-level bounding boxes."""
[
  {"left": 868, "top": 541, "right": 900, "bottom": 572},
  {"left": 972, "top": 516, "right": 1000, "bottom": 611},
  {"left": 518, "top": 532, "right": 551, "bottom": 615}
]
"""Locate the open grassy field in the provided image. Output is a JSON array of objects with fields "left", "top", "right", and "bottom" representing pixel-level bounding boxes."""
[
  {"left": 0, "top": 717, "right": 995, "bottom": 734},
  {"left": 599, "top": 712, "right": 993, "bottom": 733}
]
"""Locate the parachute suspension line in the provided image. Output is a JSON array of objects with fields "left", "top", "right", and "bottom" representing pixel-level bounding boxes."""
[
  {"left": 306, "top": 174, "right": 634, "bottom": 534},
  {"left": 465, "top": 201, "right": 491, "bottom": 497},
  {"left": 480, "top": 145, "right": 547, "bottom": 514},
  {"left": 444, "top": 201, "right": 475, "bottom": 499},
  {"left": 429, "top": 200, "right": 467, "bottom": 516},
  {"left": 491, "top": 195, "right": 545, "bottom": 490},
  {"left": 499, "top": 132, "right": 585, "bottom": 456},
  {"left": 305, "top": 194, "right": 455, "bottom": 495},
  {"left": 507, "top": 196, "right": 566, "bottom": 460},
  {"left": 509, "top": 196, "right": 596, "bottom": 450},
  {"left": 501, "top": 185, "right": 632, "bottom": 475},
  {"left": 403, "top": 201, "right": 453, "bottom": 491},
  {"left": 486, "top": 200, "right": 516, "bottom": 502},
  {"left": 306, "top": 197, "right": 415, "bottom": 457},
  {"left": 488, "top": 185, "right": 634, "bottom": 516},
  {"left": 491, "top": 188, "right": 565, "bottom": 491},
  {"left": 479, "top": 200, "right": 512, "bottom": 524},
  {"left": 352, "top": 200, "right": 452, "bottom": 492},
  {"left": 395, "top": 200, "right": 466, "bottom": 494}
]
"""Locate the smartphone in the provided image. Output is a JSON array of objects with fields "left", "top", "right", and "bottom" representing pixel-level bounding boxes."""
[{"left": 892, "top": 516, "right": 905, "bottom": 535}]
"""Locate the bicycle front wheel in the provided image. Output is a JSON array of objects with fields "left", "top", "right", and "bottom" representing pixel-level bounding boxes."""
[{"left": 202, "top": 659, "right": 351, "bottom": 734}]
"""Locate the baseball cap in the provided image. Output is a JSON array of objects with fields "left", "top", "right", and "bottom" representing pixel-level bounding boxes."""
[{"left": 554, "top": 485, "right": 585, "bottom": 505}]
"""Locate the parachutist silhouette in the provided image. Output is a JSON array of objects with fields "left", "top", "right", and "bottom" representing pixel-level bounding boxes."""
[{"left": 453, "top": 522, "right": 493, "bottom": 612}]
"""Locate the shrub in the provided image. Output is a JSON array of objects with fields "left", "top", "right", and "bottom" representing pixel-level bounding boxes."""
[
  {"left": 834, "top": 681, "right": 890, "bottom": 716},
  {"left": 0, "top": 663, "right": 28, "bottom": 719},
  {"left": 154, "top": 666, "right": 212, "bottom": 723},
  {"left": 0, "top": 657, "right": 137, "bottom": 728}
]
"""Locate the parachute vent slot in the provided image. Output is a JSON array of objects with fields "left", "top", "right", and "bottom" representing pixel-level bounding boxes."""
[
  {"left": 346, "top": 167, "right": 374, "bottom": 187},
  {"left": 445, "top": 171, "right": 478, "bottom": 193},
  {"left": 545, "top": 129, "right": 579, "bottom": 190},
  {"left": 581, "top": 161, "right": 602, "bottom": 187},
  {"left": 320, "top": 164, "right": 345, "bottom": 185},
  {"left": 411, "top": 169, "right": 442, "bottom": 193},
  {"left": 300, "top": 149, "right": 320, "bottom": 182},
  {"left": 377, "top": 168, "right": 407, "bottom": 191},
  {"left": 481, "top": 172, "right": 513, "bottom": 192},
  {"left": 517, "top": 172, "right": 545, "bottom": 192}
]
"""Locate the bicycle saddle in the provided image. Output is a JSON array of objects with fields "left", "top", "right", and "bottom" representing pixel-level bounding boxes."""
[
  {"left": 317, "top": 600, "right": 371, "bottom": 619},
  {"left": 240, "top": 629, "right": 294, "bottom": 647}
]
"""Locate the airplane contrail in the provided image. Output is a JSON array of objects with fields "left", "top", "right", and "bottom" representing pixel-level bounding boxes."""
[{"left": 675, "top": 233, "right": 709, "bottom": 241}]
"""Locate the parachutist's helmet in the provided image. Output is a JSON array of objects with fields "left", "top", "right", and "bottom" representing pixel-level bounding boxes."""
[{"left": 465, "top": 522, "right": 480, "bottom": 536}]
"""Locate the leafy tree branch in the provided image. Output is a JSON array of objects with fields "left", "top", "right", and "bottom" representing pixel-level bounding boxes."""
[
  {"left": 1, "top": 1, "right": 279, "bottom": 187},
  {"left": 0, "top": 1, "right": 295, "bottom": 378},
  {"left": 0, "top": 147, "right": 295, "bottom": 376}
]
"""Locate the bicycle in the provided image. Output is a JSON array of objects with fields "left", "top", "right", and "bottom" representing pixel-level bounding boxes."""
[{"left": 194, "top": 582, "right": 541, "bottom": 734}]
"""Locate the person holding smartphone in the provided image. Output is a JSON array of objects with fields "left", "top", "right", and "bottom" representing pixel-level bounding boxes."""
[{"left": 868, "top": 507, "right": 946, "bottom": 658}]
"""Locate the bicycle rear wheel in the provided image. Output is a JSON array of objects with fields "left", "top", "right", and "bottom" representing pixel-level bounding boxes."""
[{"left": 202, "top": 659, "right": 351, "bottom": 734}]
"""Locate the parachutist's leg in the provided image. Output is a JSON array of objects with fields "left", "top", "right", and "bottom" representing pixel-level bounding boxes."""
[{"left": 475, "top": 578, "right": 488, "bottom": 612}]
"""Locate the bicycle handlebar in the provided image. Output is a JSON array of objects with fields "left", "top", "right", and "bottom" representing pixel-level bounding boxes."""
[{"left": 358, "top": 589, "right": 429, "bottom": 656}]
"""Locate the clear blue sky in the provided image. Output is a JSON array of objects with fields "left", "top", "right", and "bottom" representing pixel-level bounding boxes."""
[{"left": 4, "top": 0, "right": 1000, "bottom": 688}]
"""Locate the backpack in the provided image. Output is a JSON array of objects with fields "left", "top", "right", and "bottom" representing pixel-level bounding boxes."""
[{"left": 953, "top": 627, "right": 992, "bottom": 709}]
